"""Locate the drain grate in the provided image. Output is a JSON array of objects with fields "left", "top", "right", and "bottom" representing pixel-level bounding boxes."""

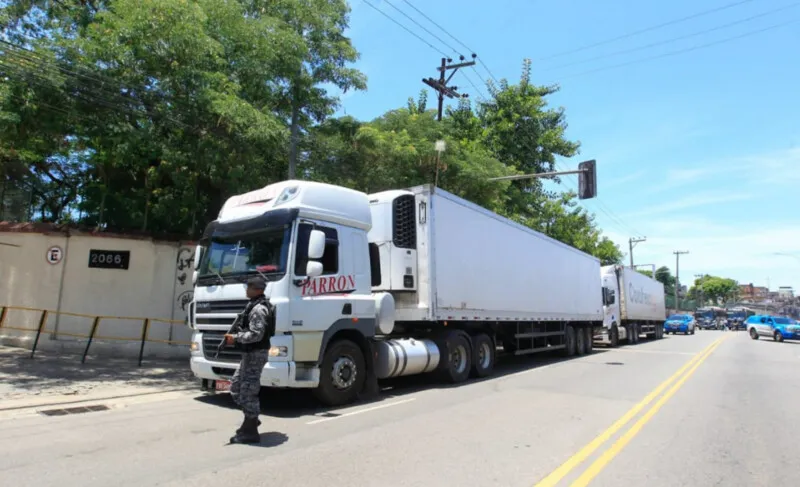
[{"left": 39, "top": 404, "right": 111, "bottom": 417}]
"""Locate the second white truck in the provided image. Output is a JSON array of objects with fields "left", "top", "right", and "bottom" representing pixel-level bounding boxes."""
[
  {"left": 598, "top": 264, "right": 666, "bottom": 346},
  {"left": 189, "top": 180, "right": 605, "bottom": 406}
]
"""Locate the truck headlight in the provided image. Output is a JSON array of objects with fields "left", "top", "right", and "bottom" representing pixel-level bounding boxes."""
[{"left": 269, "top": 346, "right": 288, "bottom": 357}]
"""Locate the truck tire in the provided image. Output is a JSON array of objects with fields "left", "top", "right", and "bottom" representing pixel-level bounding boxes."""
[
  {"left": 563, "top": 325, "right": 576, "bottom": 357},
  {"left": 575, "top": 326, "right": 586, "bottom": 356},
  {"left": 628, "top": 325, "right": 638, "bottom": 344},
  {"left": 470, "top": 333, "right": 495, "bottom": 378},
  {"left": 584, "top": 327, "right": 594, "bottom": 354},
  {"left": 313, "top": 339, "right": 366, "bottom": 407},
  {"left": 437, "top": 331, "right": 472, "bottom": 384},
  {"left": 609, "top": 325, "right": 620, "bottom": 348}
]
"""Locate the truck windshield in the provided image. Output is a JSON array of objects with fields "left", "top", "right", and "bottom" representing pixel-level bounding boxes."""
[{"left": 197, "top": 228, "right": 290, "bottom": 284}]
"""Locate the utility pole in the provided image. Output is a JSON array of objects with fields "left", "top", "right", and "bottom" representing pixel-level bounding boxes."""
[
  {"left": 674, "top": 250, "right": 689, "bottom": 311},
  {"left": 422, "top": 55, "right": 475, "bottom": 121},
  {"left": 628, "top": 237, "right": 646, "bottom": 268}
]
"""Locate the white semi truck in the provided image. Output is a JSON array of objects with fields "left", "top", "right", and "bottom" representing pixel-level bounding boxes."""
[
  {"left": 188, "top": 180, "right": 604, "bottom": 406},
  {"left": 597, "top": 264, "right": 666, "bottom": 346}
]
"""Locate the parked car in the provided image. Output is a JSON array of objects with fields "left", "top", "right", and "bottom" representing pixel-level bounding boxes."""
[
  {"left": 664, "top": 314, "right": 696, "bottom": 335},
  {"left": 747, "top": 315, "right": 800, "bottom": 342}
]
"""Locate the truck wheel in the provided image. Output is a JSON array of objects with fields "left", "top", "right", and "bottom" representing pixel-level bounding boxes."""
[
  {"left": 313, "top": 339, "right": 366, "bottom": 407},
  {"left": 609, "top": 325, "right": 620, "bottom": 348},
  {"left": 749, "top": 328, "right": 759, "bottom": 340},
  {"left": 631, "top": 324, "right": 639, "bottom": 344},
  {"left": 470, "top": 333, "right": 495, "bottom": 378},
  {"left": 438, "top": 331, "right": 472, "bottom": 383},
  {"left": 575, "top": 326, "right": 586, "bottom": 356},
  {"left": 563, "top": 325, "right": 576, "bottom": 357},
  {"left": 584, "top": 327, "right": 594, "bottom": 354}
]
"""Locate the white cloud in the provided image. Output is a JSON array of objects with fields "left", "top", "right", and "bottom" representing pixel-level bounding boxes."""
[
  {"left": 620, "top": 192, "right": 753, "bottom": 219},
  {"left": 649, "top": 147, "right": 800, "bottom": 192}
]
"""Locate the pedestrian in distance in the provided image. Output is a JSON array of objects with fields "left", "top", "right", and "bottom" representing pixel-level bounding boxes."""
[{"left": 224, "top": 276, "right": 274, "bottom": 444}]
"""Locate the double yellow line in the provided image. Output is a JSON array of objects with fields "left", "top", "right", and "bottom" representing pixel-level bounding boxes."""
[{"left": 534, "top": 336, "right": 728, "bottom": 487}]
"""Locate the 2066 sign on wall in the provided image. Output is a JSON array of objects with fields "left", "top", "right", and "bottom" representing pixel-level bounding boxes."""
[{"left": 88, "top": 249, "right": 130, "bottom": 270}]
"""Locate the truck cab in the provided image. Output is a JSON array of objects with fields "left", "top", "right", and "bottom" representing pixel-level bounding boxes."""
[
  {"left": 189, "top": 180, "right": 395, "bottom": 405},
  {"left": 600, "top": 267, "right": 629, "bottom": 345}
]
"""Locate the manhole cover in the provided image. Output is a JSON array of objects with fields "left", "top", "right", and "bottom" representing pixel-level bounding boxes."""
[
  {"left": 605, "top": 362, "right": 625, "bottom": 366},
  {"left": 39, "top": 404, "right": 111, "bottom": 417}
]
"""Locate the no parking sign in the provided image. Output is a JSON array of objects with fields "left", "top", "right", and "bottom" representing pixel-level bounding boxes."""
[{"left": 46, "top": 246, "right": 64, "bottom": 265}]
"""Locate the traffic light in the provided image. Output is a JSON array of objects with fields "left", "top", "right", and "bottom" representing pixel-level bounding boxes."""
[{"left": 578, "top": 159, "right": 597, "bottom": 200}]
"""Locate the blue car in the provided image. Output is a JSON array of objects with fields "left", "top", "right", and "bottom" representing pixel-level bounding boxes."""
[
  {"left": 746, "top": 315, "right": 800, "bottom": 342},
  {"left": 664, "top": 314, "right": 696, "bottom": 335}
]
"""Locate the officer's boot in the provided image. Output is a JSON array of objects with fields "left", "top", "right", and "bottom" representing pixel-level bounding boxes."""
[
  {"left": 235, "top": 417, "right": 261, "bottom": 435},
  {"left": 229, "top": 417, "right": 261, "bottom": 444}
]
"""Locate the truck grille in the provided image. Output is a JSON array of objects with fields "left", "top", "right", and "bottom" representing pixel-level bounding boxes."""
[
  {"left": 195, "top": 299, "right": 248, "bottom": 314},
  {"left": 392, "top": 194, "right": 417, "bottom": 249},
  {"left": 202, "top": 331, "right": 243, "bottom": 363}
]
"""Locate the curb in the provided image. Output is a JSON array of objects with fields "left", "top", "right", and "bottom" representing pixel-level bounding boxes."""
[{"left": 0, "top": 386, "right": 197, "bottom": 412}]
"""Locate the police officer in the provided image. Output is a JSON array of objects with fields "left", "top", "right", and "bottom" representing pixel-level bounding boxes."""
[{"left": 224, "top": 276, "right": 272, "bottom": 444}]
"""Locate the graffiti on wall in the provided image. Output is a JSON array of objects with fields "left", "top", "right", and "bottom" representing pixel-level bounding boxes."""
[{"left": 175, "top": 247, "right": 194, "bottom": 311}]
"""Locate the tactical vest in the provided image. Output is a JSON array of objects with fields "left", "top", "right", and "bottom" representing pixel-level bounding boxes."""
[{"left": 240, "top": 295, "right": 275, "bottom": 352}]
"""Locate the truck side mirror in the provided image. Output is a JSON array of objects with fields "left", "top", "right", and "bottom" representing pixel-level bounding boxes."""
[
  {"left": 194, "top": 246, "right": 203, "bottom": 269},
  {"left": 306, "top": 261, "right": 323, "bottom": 278},
  {"left": 192, "top": 270, "right": 198, "bottom": 286},
  {"left": 308, "top": 229, "right": 326, "bottom": 260}
]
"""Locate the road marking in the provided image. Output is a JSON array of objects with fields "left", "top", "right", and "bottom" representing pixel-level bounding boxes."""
[
  {"left": 306, "top": 398, "right": 416, "bottom": 425},
  {"left": 532, "top": 337, "right": 725, "bottom": 487},
  {"left": 570, "top": 337, "right": 726, "bottom": 486},
  {"left": 612, "top": 348, "right": 696, "bottom": 356}
]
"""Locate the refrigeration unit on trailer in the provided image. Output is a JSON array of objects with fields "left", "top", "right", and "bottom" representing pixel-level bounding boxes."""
[
  {"left": 598, "top": 264, "right": 666, "bottom": 346},
  {"left": 188, "top": 180, "right": 604, "bottom": 406}
]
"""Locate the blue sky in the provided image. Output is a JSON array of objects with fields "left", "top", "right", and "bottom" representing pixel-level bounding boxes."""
[{"left": 332, "top": 0, "right": 800, "bottom": 293}]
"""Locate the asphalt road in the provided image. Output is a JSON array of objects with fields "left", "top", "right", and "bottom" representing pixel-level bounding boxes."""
[{"left": 1, "top": 330, "right": 797, "bottom": 487}]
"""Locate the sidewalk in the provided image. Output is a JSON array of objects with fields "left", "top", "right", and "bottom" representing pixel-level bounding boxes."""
[{"left": 0, "top": 345, "right": 196, "bottom": 411}]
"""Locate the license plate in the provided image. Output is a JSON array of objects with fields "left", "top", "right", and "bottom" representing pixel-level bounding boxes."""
[{"left": 215, "top": 380, "right": 231, "bottom": 392}]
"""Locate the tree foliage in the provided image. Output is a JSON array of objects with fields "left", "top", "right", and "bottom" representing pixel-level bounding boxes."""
[
  {"left": 688, "top": 274, "right": 738, "bottom": 305},
  {"left": 0, "top": 1, "right": 621, "bottom": 263}
]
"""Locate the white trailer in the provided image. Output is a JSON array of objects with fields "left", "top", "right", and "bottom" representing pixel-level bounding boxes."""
[
  {"left": 597, "top": 264, "right": 666, "bottom": 346},
  {"left": 188, "top": 181, "right": 604, "bottom": 406}
]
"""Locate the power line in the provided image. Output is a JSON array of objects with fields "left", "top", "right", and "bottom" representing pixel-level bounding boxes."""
[
  {"left": 400, "top": 0, "right": 474, "bottom": 53},
  {"left": 542, "top": 2, "right": 800, "bottom": 71},
  {"left": 361, "top": 0, "right": 448, "bottom": 57},
  {"left": 558, "top": 17, "right": 799, "bottom": 80},
  {"left": 383, "top": 0, "right": 462, "bottom": 55},
  {"left": 538, "top": 0, "right": 754, "bottom": 60},
  {"left": 399, "top": 0, "right": 500, "bottom": 83}
]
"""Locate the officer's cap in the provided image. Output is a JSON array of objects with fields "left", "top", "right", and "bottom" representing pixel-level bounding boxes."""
[{"left": 247, "top": 276, "right": 267, "bottom": 290}]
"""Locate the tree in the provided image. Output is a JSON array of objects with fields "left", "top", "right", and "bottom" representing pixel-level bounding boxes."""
[
  {"left": 688, "top": 275, "right": 738, "bottom": 305},
  {"left": 0, "top": 0, "right": 364, "bottom": 235},
  {"left": 654, "top": 266, "right": 676, "bottom": 294},
  {"left": 637, "top": 269, "right": 654, "bottom": 278}
]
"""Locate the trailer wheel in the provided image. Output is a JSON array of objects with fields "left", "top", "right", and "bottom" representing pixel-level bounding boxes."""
[
  {"left": 437, "top": 331, "right": 472, "bottom": 384},
  {"left": 313, "top": 339, "right": 366, "bottom": 407},
  {"left": 609, "top": 325, "right": 620, "bottom": 348},
  {"left": 470, "top": 333, "right": 495, "bottom": 378},
  {"left": 583, "top": 327, "right": 594, "bottom": 354},
  {"left": 575, "top": 326, "right": 586, "bottom": 356},
  {"left": 563, "top": 325, "right": 576, "bottom": 357}
]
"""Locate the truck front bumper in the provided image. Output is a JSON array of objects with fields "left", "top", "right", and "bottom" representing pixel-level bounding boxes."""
[{"left": 189, "top": 356, "right": 318, "bottom": 389}]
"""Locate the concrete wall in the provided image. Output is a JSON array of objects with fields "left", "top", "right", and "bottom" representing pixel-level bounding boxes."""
[{"left": 0, "top": 226, "right": 196, "bottom": 360}]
